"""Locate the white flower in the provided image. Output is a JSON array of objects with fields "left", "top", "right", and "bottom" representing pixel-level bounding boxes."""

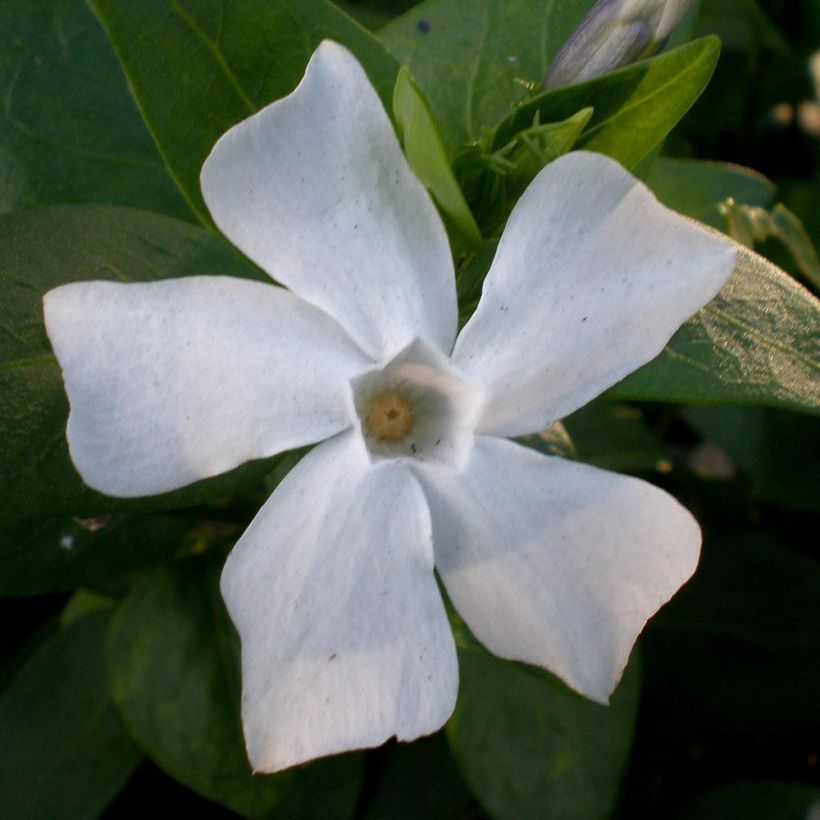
[{"left": 43, "top": 41, "right": 736, "bottom": 773}]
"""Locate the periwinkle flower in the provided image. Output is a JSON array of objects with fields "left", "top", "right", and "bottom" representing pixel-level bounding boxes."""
[{"left": 44, "top": 41, "right": 735, "bottom": 772}]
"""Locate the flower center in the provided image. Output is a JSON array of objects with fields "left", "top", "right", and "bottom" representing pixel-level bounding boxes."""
[
  {"left": 365, "top": 392, "right": 415, "bottom": 442},
  {"left": 349, "top": 338, "right": 484, "bottom": 468}
]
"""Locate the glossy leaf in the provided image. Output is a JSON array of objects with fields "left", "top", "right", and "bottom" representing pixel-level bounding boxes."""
[
  {"left": 381, "top": 0, "right": 597, "bottom": 146},
  {"left": 107, "top": 562, "right": 363, "bottom": 819},
  {"left": 0, "top": 0, "right": 187, "bottom": 217},
  {"left": 0, "top": 611, "right": 141, "bottom": 820},
  {"left": 490, "top": 37, "right": 721, "bottom": 169},
  {"left": 447, "top": 646, "right": 640, "bottom": 820},
  {"left": 0, "top": 204, "right": 277, "bottom": 525},
  {"left": 393, "top": 66, "right": 481, "bottom": 242},
  {"left": 645, "top": 157, "right": 775, "bottom": 229},
  {"left": 89, "top": 0, "right": 399, "bottom": 221},
  {"left": 611, "top": 244, "right": 820, "bottom": 416}
]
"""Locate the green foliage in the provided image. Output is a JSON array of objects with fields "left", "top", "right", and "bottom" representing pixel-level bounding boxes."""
[
  {"left": 0, "top": 611, "right": 141, "bottom": 820},
  {"left": 381, "top": 0, "right": 597, "bottom": 146},
  {"left": 107, "top": 562, "right": 364, "bottom": 818},
  {"left": 611, "top": 242, "right": 820, "bottom": 415},
  {"left": 0, "top": 204, "right": 276, "bottom": 527},
  {"left": 88, "top": 0, "right": 399, "bottom": 221},
  {"left": 447, "top": 646, "right": 641, "bottom": 820},
  {"left": 0, "top": 0, "right": 188, "bottom": 218},
  {"left": 392, "top": 66, "right": 482, "bottom": 242}
]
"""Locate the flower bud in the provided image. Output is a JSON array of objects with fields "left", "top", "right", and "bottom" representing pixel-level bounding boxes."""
[{"left": 543, "top": 0, "right": 695, "bottom": 89}]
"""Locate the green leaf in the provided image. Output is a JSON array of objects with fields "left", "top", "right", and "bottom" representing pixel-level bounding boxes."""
[
  {"left": 644, "top": 535, "right": 820, "bottom": 732},
  {"left": 107, "top": 562, "right": 363, "bottom": 819},
  {"left": 392, "top": 65, "right": 481, "bottom": 242},
  {"left": 611, "top": 244, "right": 820, "bottom": 416},
  {"left": 455, "top": 106, "right": 592, "bottom": 236},
  {"left": 683, "top": 405, "right": 820, "bottom": 510},
  {"left": 0, "top": 611, "right": 141, "bottom": 820},
  {"left": 0, "top": 204, "right": 278, "bottom": 524},
  {"left": 563, "top": 399, "right": 665, "bottom": 474},
  {"left": 491, "top": 37, "right": 722, "bottom": 169},
  {"left": 380, "top": 0, "right": 597, "bottom": 147},
  {"left": 447, "top": 647, "right": 641, "bottom": 820},
  {"left": 361, "top": 734, "right": 472, "bottom": 820},
  {"left": 0, "top": 0, "right": 188, "bottom": 218},
  {"left": 645, "top": 157, "right": 775, "bottom": 229},
  {"left": 0, "top": 512, "right": 194, "bottom": 596},
  {"left": 88, "top": 0, "right": 399, "bottom": 222}
]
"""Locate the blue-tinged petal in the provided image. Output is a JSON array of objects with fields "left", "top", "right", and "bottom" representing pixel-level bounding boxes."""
[
  {"left": 221, "top": 431, "right": 458, "bottom": 773},
  {"left": 44, "top": 277, "right": 368, "bottom": 497},
  {"left": 453, "top": 151, "right": 736, "bottom": 438},
  {"left": 415, "top": 436, "right": 700, "bottom": 702},
  {"left": 201, "top": 40, "right": 457, "bottom": 362}
]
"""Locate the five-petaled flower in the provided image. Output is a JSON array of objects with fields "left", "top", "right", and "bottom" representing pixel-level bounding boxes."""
[{"left": 43, "top": 41, "right": 736, "bottom": 773}]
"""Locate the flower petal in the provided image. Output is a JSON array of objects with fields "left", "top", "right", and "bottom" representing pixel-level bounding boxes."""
[
  {"left": 221, "top": 432, "right": 458, "bottom": 772},
  {"left": 414, "top": 436, "right": 700, "bottom": 702},
  {"left": 453, "top": 151, "right": 737, "bottom": 437},
  {"left": 43, "top": 277, "right": 368, "bottom": 497},
  {"left": 201, "top": 40, "right": 457, "bottom": 361}
]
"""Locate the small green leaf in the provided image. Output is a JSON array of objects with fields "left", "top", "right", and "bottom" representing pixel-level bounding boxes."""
[
  {"left": 381, "top": 0, "right": 598, "bottom": 146},
  {"left": 107, "top": 562, "right": 363, "bottom": 819},
  {"left": 610, "top": 243, "right": 820, "bottom": 416},
  {"left": 645, "top": 157, "right": 775, "bottom": 229},
  {"left": 447, "top": 646, "right": 641, "bottom": 820},
  {"left": 491, "top": 37, "right": 722, "bottom": 169},
  {"left": 0, "top": 611, "right": 141, "bottom": 820},
  {"left": 0, "top": 0, "right": 188, "bottom": 217},
  {"left": 0, "top": 204, "right": 277, "bottom": 525},
  {"left": 456, "top": 107, "right": 592, "bottom": 235},
  {"left": 393, "top": 66, "right": 482, "bottom": 242},
  {"left": 88, "top": 0, "right": 399, "bottom": 222}
]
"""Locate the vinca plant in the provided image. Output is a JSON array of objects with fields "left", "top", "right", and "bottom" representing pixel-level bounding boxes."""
[{"left": 1, "top": 1, "right": 818, "bottom": 819}]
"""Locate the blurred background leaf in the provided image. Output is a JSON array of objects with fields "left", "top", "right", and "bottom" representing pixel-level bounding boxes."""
[
  {"left": 0, "top": 610, "right": 141, "bottom": 820},
  {"left": 107, "top": 560, "right": 364, "bottom": 818}
]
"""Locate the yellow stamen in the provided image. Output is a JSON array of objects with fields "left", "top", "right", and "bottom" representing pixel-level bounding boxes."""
[{"left": 365, "top": 392, "right": 414, "bottom": 442}]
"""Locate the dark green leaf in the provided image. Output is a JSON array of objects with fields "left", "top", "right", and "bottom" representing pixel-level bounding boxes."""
[
  {"left": 0, "top": 512, "right": 194, "bottom": 596},
  {"left": 683, "top": 405, "right": 820, "bottom": 510},
  {"left": 645, "top": 156, "right": 775, "bottom": 229},
  {"left": 393, "top": 66, "right": 481, "bottom": 242},
  {"left": 380, "top": 0, "right": 597, "bottom": 146},
  {"left": 107, "top": 562, "right": 363, "bottom": 818},
  {"left": 675, "top": 782, "right": 820, "bottom": 820},
  {"left": 362, "top": 734, "right": 472, "bottom": 820},
  {"left": 0, "top": 611, "right": 141, "bottom": 820},
  {"left": 0, "top": 0, "right": 188, "bottom": 217},
  {"left": 644, "top": 535, "right": 820, "bottom": 732},
  {"left": 491, "top": 37, "right": 722, "bottom": 170},
  {"left": 563, "top": 400, "right": 665, "bottom": 474},
  {"left": 88, "top": 0, "right": 399, "bottom": 221},
  {"left": 447, "top": 647, "right": 640, "bottom": 820},
  {"left": 611, "top": 244, "right": 820, "bottom": 416},
  {"left": 0, "top": 204, "right": 278, "bottom": 524}
]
